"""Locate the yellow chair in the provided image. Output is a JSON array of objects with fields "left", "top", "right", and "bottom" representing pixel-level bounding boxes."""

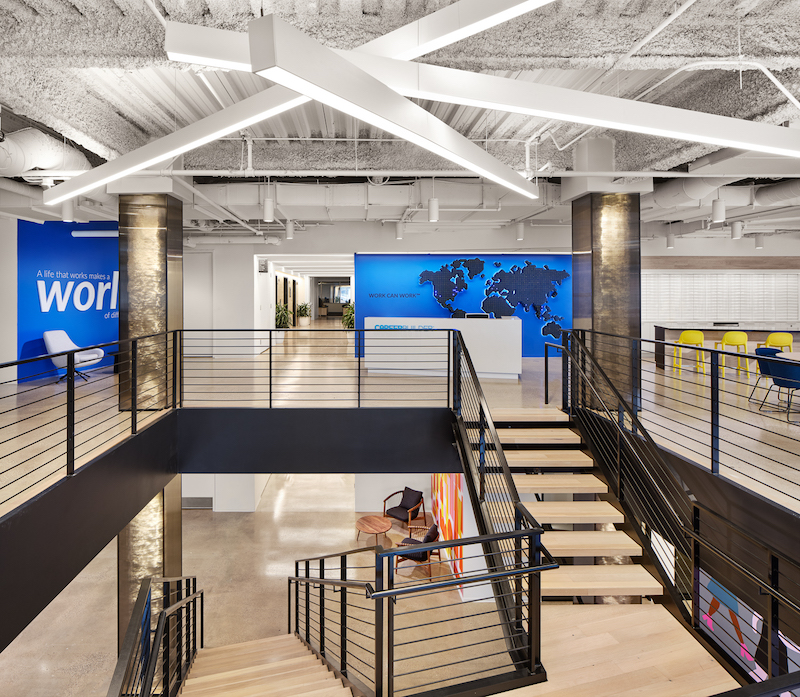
[
  {"left": 757, "top": 332, "right": 793, "bottom": 353},
  {"left": 755, "top": 333, "right": 793, "bottom": 374},
  {"left": 673, "top": 330, "right": 706, "bottom": 375},
  {"left": 714, "top": 331, "right": 749, "bottom": 377}
]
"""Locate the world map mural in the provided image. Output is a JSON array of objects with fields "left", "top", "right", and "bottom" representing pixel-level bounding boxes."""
[{"left": 354, "top": 254, "right": 572, "bottom": 357}]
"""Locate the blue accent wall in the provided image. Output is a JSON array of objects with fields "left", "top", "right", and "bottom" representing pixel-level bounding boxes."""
[
  {"left": 17, "top": 221, "right": 119, "bottom": 381},
  {"left": 354, "top": 253, "right": 572, "bottom": 357}
]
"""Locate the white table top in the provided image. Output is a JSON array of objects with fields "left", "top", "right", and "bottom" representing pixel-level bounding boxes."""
[{"left": 777, "top": 352, "right": 800, "bottom": 361}]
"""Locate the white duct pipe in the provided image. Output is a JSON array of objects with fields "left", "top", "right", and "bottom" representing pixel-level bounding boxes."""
[
  {"left": 755, "top": 180, "right": 800, "bottom": 206},
  {"left": 0, "top": 129, "right": 90, "bottom": 178},
  {"left": 648, "top": 177, "right": 742, "bottom": 208},
  {"left": 185, "top": 235, "right": 281, "bottom": 246},
  {"left": 0, "top": 176, "right": 44, "bottom": 201}
]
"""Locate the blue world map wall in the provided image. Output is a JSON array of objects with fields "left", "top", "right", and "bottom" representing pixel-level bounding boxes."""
[{"left": 354, "top": 253, "right": 572, "bottom": 357}]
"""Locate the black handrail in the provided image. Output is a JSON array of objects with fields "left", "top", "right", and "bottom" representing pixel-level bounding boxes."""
[{"left": 294, "top": 545, "right": 381, "bottom": 564}]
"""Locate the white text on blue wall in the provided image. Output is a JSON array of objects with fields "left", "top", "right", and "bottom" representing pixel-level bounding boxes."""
[{"left": 36, "top": 271, "right": 119, "bottom": 313}]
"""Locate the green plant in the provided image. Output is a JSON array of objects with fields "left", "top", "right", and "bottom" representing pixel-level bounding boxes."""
[
  {"left": 342, "top": 303, "right": 355, "bottom": 329},
  {"left": 297, "top": 302, "right": 311, "bottom": 318},
  {"left": 275, "top": 303, "right": 292, "bottom": 328}
]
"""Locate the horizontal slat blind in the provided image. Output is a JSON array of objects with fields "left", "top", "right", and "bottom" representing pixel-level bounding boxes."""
[{"left": 642, "top": 272, "right": 800, "bottom": 322}]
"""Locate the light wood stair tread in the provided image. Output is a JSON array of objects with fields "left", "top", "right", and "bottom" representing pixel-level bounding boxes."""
[
  {"left": 505, "top": 450, "right": 592, "bottom": 469},
  {"left": 198, "top": 634, "right": 298, "bottom": 657},
  {"left": 541, "top": 564, "right": 663, "bottom": 596},
  {"left": 519, "top": 500, "right": 624, "bottom": 524},
  {"left": 183, "top": 676, "right": 344, "bottom": 697},
  {"left": 543, "top": 530, "right": 642, "bottom": 557},
  {"left": 183, "top": 671, "right": 335, "bottom": 696},
  {"left": 513, "top": 473, "right": 607, "bottom": 494},
  {"left": 498, "top": 428, "right": 582, "bottom": 444},
  {"left": 186, "top": 660, "right": 328, "bottom": 686},
  {"left": 189, "top": 648, "right": 313, "bottom": 677},
  {"left": 490, "top": 408, "right": 571, "bottom": 422}
]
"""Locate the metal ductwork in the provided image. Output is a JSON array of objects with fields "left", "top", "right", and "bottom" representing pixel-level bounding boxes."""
[
  {"left": 0, "top": 176, "right": 44, "bottom": 201},
  {"left": 0, "top": 128, "right": 90, "bottom": 180},
  {"left": 185, "top": 236, "right": 282, "bottom": 246},
  {"left": 754, "top": 180, "right": 800, "bottom": 206},
  {"left": 647, "top": 177, "right": 742, "bottom": 208}
]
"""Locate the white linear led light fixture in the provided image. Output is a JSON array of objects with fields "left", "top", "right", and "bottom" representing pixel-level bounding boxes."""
[
  {"left": 44, "top": 87, "right": 310, "bottom": 206},
  {"left": 731, "top": 221, "right": 743, "bottom": 239},
  {"left": 166, "top": 22, "right": 253, "bottom": 71},
  {"left": 250, "top": 16, "right": 538, "bottom": 200},
  {"left": 339, "top": 55, "right": 800, "bottom": 160},
  {"left": 356, "top": 0, "right": 556, "bottom": 61}
]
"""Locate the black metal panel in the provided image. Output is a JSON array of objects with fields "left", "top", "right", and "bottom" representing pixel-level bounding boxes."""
[
  {"left": 0, "top": 412, "right": 177, "bottom": 653},
  {"left": 177, "top": 408, "right": 461, "bottom": 473}
]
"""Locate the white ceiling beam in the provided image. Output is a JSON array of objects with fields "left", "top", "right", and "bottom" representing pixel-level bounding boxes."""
[
  {"left": 249, "top": 15, "right": 539, "bottom": 199},
  {"left": 354, "top": 0, "right": 556, "bottom": 61},
  {"left": 340, "top": 53, "right": 800, "bottom": 160},
  {"left": 44, "top": 86, "right": 310, "bottom": 206}
]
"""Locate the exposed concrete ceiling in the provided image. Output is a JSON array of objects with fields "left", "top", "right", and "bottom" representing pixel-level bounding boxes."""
[{"left": 3, "top": 0, "right": 800, "bottom": 244}]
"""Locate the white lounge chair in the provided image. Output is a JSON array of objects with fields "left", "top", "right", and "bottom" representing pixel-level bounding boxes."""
[{"left": 42, "top": 330, "right": 105, "bottom": 381}]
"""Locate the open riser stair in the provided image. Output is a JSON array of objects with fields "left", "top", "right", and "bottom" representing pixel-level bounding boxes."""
[{"left": 492, "top": 407, "right": 663, "bottom": 601}]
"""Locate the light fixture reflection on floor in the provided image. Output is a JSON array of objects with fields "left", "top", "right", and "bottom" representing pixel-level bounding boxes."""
[
  {"left": 711, "top": 197, "right": 726, "bottom": 223},
  {"left": 395, "top": 221, "right": 404, "bottom": 240},
  {"left": 731, "top": 221, "right": 743, "bottom": 239},
  {"left": 428, "top": 198, "right": 439, "bottom": 222},
  {"left": 755, "top": 234, "right": 764, "bottom": 249},
  {"left": 516, "top": 222, "right": 524, "bottom": 241},
  {"left": 285, "top": 220, "right": 294, "bottom": 240}
]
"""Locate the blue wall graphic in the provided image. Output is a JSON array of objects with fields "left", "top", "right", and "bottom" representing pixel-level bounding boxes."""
[
  {"left": 17, "top": 221, "right": 119, "bottom": 381},
  {"left": 354, "top": 253, "right": 572, "bottom": 357}
]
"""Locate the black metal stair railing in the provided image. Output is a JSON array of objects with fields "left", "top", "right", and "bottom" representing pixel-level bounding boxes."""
[
  {"left": 107, "top": 576, "right": 203, "bottom": 697},
  {"left": 560, "top": 330, "right": 800, "bottom": 691},
  {"left": 289, "top": 530, "right": 556, "bottom": 697}
]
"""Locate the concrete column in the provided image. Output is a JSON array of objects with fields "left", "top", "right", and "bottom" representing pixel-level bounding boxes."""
[{"left": 572, "top": 193, "right": 641, "bottom": 402}]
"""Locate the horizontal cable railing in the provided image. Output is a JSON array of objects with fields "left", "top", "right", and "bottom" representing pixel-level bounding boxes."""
[
  {"left": 181, "top": 329, "right": 451, "bottom": 408},
  {"left": 561, "top": 331, "right": 800, "bottom": 689},
  {"left": 575, "top": 329, "right": 800, "bottom": 510},
  {"left": 0, "top": 331, "right": 177, "bottom": 515},
  {"left": 108, "top": 576, "right": 203, "bottom": 697},
  {"left": 290, "top": 529, "right": 555, "bottom": 697}
]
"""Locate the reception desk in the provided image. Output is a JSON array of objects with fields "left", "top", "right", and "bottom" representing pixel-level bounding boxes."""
[
  {"left": 654, "top": 323, "right": 800, "bottom": 369},
  {"left": 364, "top": 317, "right": 522, "bottom": 380}
]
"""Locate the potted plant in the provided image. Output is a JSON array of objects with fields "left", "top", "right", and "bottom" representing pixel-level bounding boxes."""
[
  {"left": 342, "top": 303, "right": 355, "bottom": 329},
  {"left": 297, "top": 302, "right": 312, "bottom": 327},
  {"left": 275, "top": 303, "right": 292, "bottom": 329}
]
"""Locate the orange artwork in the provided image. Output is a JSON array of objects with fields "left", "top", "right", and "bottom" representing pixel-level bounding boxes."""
[{"left": 431, "top": 473, "right": 463, "bottom": 577}]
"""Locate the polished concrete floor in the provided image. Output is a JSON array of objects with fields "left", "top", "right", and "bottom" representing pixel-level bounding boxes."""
[{"left": 0, "top": 468, "right": 737, "bottom": 697}]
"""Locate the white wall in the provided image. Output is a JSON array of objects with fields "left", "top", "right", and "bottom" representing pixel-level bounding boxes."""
[
  {"left": 213, "top": 473, "right": 270, "bottom": 512},
  {"left": 0, "top": 217, "right": 17, "bottom": 368},
  {"left": 354, "top": 473, "right": 432, "bottom": 513}
]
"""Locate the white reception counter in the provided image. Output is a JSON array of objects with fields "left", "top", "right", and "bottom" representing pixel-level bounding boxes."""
[{"left": 364, "top": 316, "right": 522, "bottom": 380}]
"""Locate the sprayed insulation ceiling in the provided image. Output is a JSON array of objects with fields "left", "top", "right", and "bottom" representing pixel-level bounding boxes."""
[{"left": 2, "top": 0, "right": 800, "bottom": 176}]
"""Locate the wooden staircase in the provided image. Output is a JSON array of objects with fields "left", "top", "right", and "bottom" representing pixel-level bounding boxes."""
[
  {"left": 493, "top": 407, "right": 662, "bottom": 601},
  {"left": 180, "top": 634, "right": 353, "bottom": 697}
]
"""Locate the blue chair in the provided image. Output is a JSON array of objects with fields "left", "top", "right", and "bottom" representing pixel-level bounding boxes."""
[
  {"left": 749, "top": 347, "right": 781, "bottom": 403},
  {"left": 759, "top": 356, "right": 800, "bottom": 421}
]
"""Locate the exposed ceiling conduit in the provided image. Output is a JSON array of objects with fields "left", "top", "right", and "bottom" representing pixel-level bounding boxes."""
[
  {"left": 754, "top": 180, "right": 800, "bottom": 206},
  {"left": 0, "top": 129, "right": 90, "bottom": 179},
  {"left": 185, "top": 235, "right": 281, "bottom": 246},
  {"left": 0, "top": 176, "right": 44, "bottom": 201}
]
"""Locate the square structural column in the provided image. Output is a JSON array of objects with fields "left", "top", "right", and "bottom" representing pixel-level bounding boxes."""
[
  {"left": 572, "top": 193, "right": 641, "bottom": 405},
  {"left": 118, "top": 194, "right": 183, "bottom": 410}
]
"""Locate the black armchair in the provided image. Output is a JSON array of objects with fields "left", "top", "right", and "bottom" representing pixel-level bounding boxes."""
[
  {"left": 395, "top": 524, "right": 440, "bottom": 575},
  {"left": 383, "top": 487, "right": 426, "bottom": 527}
]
